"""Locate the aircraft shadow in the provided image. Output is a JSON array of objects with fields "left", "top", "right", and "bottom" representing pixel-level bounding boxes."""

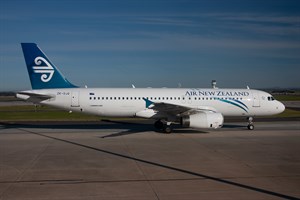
[
  {"left": 0, "top": 120, "right": 152, "bottom": 135},
  {"left": 0, "top": 120, "right": 248, "bottom": 137},
  {"left": 222, "top": 124, "right": 246, "bottom": 128}
]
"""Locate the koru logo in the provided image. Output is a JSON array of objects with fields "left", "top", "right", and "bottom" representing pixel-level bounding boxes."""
[{"left": 33, "top": 57, "right": 54, "bottom": 82}]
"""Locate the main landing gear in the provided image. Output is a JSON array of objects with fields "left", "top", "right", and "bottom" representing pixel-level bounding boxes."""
[
  {"left": 247, "top": 117, "right": 254, "bottom": 130},
  {"left": 154, "top": 120, "right": 173, "bottom": 134}
]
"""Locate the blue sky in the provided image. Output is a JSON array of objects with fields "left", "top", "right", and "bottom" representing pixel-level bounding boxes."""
[{"left": 0, "top": 0, "right": 299, "bottom": 91}]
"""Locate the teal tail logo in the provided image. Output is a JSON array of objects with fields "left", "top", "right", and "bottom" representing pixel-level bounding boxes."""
[{"left": 32, "top": 57, "right": 55, "bottom": 82}]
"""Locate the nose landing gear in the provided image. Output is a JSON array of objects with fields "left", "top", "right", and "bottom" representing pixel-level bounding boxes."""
[{"left": 247, "top": 117, "right": 254, "bottom": 130}]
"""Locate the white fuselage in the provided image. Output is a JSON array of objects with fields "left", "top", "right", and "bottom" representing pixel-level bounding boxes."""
[{"left": 17, "top": 88, "right": 285, "bottom": 119}]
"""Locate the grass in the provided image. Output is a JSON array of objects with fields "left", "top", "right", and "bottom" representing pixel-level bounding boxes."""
[
  {"left": 0, "top": 105, "right": 101, "bottom": 121},
  {"left": 0, "top": 104, "right": 299, "bottom": 122},
  {"left": 273, "top": 108, "right": 300, "bottom": 118},
  {"left": 273, "top": 95, "right": 300, "bottom": 101}
]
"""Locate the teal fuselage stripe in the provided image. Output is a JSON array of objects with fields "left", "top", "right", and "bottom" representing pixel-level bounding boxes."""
[
  {"left": 233, "top": 99, "right": 248, "bottom": 109},
  {"left": 218, "top": 99, "right": 248, "bottom": 113}
]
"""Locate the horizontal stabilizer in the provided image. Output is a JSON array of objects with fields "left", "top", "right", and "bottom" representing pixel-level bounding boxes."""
[{"left": 16, "top": 91, "right": 54, "bottom": 102}]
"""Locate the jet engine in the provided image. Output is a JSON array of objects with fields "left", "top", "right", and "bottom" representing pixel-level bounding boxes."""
[{"left": 181, "top": 112, "right": 224, "bottom": 129}]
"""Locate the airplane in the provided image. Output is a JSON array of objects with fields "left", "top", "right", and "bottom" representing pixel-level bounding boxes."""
[{"left": 16, "top": 43, "right": 285, "bottom": 133}]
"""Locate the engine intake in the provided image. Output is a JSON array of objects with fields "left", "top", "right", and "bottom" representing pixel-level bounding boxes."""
[{"left": 181, "top": 112, "right": 224, "bottom": 129}]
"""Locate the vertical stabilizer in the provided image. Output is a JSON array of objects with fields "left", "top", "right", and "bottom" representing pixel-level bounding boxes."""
[{"left": 21, "top": 43, "right": 77, "bottom": 89}]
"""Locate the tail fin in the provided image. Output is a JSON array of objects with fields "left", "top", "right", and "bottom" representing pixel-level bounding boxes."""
[{"left": 21, "top": 43, "right": 77, "bottom": 89}]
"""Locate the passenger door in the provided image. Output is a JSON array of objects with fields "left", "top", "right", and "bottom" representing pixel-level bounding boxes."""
[{"left": 252, "top": 91, "right": 260, "bottom": 107}]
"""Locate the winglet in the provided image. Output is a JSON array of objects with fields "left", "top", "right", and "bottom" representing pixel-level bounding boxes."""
[{"left": 143, "top": 98, "right": 154, "bottom": 108}]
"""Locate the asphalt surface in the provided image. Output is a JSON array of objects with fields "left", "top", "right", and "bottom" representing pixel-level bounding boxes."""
[{"left": 0, "top": 120, "right": 300, "bottom": 200}]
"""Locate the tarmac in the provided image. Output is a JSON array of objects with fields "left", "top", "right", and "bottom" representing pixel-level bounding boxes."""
[{"left": 0, "top": 120, "right": 300, "bottom": 200}]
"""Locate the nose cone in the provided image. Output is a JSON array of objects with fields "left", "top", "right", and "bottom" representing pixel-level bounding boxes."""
[{"left": 276, "top": 101, "right": 285, "bottom": 114}]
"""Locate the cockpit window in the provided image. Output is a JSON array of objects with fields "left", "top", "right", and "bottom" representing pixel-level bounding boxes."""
[{"left": 267, "top": 96, "right": 275, "bottom": 101}]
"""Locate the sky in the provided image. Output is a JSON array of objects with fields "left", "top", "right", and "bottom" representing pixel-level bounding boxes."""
[{"left": 0, "top": 0, "right": 299, "bottom": 91}]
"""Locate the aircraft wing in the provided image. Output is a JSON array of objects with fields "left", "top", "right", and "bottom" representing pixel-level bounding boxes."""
[{"left": 143, "top": 98, "right": 216, "bottom": 116}]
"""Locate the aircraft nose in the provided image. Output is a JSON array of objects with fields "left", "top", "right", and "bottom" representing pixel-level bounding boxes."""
[{"left": 276, "top": 101, "right": 285, "bottom": 114}]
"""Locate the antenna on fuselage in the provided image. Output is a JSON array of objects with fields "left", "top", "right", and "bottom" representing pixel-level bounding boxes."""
[{"left": 211, "top": 80, "right": 218, "bottom": 89}]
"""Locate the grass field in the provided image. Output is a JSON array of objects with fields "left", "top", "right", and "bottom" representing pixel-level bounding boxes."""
[
  {"left": 1, "top": 93, "right": 298, "bottom": 121},
  {"left": 0, "top": 105, "right": 101, "bottom": 121},
  {"left": 0, "top": 104, "right": 299, "bottom": 121},
  {"left": 273, "top": 95, "right": 300, "bottom": 101}
]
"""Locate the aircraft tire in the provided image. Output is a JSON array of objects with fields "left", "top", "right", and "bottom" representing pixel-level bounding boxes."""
[
  {"left": 247, "top": 124, "right": 254, "bottom": 130},
  {"left": 164, "top": 126, "right": 172, "bottom": 134}
]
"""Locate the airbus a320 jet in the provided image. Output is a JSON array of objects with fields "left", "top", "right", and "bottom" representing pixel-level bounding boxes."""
[{"left": 16, "top": 43, "right": 285, "bottom": 133}]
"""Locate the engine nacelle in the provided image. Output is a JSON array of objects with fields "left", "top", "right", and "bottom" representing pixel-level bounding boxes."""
[{"left": 181, "top": 112, "right": 224, "bottom": 129}]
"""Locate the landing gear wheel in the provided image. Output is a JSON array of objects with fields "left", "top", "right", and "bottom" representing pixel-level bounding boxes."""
[
  {"left": 164, "top": 126, "right": 172, "bottom": 134},
  {"left": 247, "top": 117, "right": 254, "bottom": 130},
  {"left": 154, "top": 120, "right": 173, "bottom": 133},
  {"left": 247, "top": 124, "right": 254, "bottom": 130}
]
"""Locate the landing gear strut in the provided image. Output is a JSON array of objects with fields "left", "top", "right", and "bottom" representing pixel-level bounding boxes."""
[
  {"left": 247, "top": 117, "right": 254, "bottom": 130},
  {"left": 154, "top": 120, "right": 173, "bottom": 134}
]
